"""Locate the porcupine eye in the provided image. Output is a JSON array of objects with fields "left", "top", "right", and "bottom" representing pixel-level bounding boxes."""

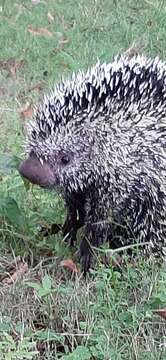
[{"left": 61, "top": 154, "right": 71, "bottom": 165}]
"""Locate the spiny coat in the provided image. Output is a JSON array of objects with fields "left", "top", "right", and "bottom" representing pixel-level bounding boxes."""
[{"left": 19, "top": 55, "right": 166, "bottom": 273}]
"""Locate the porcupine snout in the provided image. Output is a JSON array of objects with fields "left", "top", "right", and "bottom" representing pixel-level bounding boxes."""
[{"left": 19, "top": 153, "right": 55, "bottom": 188}]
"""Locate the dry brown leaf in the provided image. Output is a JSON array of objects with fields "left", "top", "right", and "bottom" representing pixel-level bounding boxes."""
[
  {"left": 27, "top": 26, "right": 53, "bottom": 38},
  {"left": 0, "top": 57, "right": 25, "bottom": 76},
  {"left": 27, "top": 82, "right": 44, "bottom": 93},
  {"left": 5, "top": 256, "right": 22, "bottom": 271},
  {"left": 58, "top": 37, "right": 69, "bottom": 45},
  {"left": 154, "top": 309, "right": 166, "bottom": 320},
  {"left": 18, "top": 103, "right": 33, "bottom": 119},
  {"left": 47, "top": 11, "right": 54, "bottom": 23},
  {"left": 0, "top": 86, "right": 6, "bottom": 95},
  {"left": 7, "top": 58, "right": 24, "bottom": 76},
  {"left": 0, "top": 256, "right": 22, "bottom": 282},
  {"left": 2, "top": 262, "right": 28, "bottom": 284},
  {"left": 124, "top": 39, "right": 148, "bottom": 60},
  {"left": 60, "top": 259, "right": 78, "bottom": 273}
]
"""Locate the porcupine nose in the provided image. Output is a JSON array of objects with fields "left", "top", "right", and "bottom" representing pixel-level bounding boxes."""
[{"left": 19, "top": 154, "right": 54, "bottom": 188}]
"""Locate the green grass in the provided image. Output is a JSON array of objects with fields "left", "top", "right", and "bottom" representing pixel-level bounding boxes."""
[{"left": 1, "top": 0, "right": 166, "bottom": 359}]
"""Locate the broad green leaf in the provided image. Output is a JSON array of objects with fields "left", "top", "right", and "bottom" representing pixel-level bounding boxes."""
[
  {"left": 27, "top": 277, "right": 53, "bottom": 298},
  {"left": 34, "top": 329, "right": 65, "bottom": 343},
  {"left": 63, "top": 346, "right": 91, "bottom": 360},
  {"left": 0, "top": 153, "right": 20, "bottom": 175},
  {"left": 42, "top": 275, "right": 52, "bottom": 291},
  {"left": 3, "top": 332, "right": 15, "bottom": 347},
  {"left": 0, "top": 197, "right": 26, "bottom": 229},
  {"left": 0, "top": 322, "right": 11, "bottom": 332},
  {"left": 26, "top": 282, "right": 42, "bottom": 292}
]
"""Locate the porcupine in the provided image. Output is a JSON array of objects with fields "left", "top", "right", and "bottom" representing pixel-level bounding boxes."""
[{"left": 19, "top": 54, "right": 166, "bottom": 273}]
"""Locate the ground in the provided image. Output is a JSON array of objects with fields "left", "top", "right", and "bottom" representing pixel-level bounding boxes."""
[{"left": 0, "top": 0, "right": 166, "bottom": 359}]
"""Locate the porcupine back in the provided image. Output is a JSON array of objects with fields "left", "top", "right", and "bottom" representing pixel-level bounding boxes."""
[{"left": 28, "top": 54, "right": 166, "bottom": 151}]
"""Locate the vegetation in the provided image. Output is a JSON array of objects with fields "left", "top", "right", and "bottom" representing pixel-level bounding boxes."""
[{"left": 0, "top": 0, "right": 166, "bottom": 358}]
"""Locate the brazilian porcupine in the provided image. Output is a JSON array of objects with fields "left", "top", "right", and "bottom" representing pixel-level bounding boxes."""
[{"left": 19, "top": 54, "right": 166, "bottom": 273}]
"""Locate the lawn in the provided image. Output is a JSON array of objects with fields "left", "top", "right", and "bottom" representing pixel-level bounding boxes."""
[{"left": 0, "top": 0, "right": 166, "bottom": 359}]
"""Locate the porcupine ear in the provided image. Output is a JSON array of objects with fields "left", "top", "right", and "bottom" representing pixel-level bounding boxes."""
[{"left": 19, "top": 153, "right": 54, "bottom": 188}]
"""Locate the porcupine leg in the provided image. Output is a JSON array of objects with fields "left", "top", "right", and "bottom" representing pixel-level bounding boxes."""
[
  {"left": 79, "top": 193, "right": 110, "bottom": 274},
  {"left": 62, "top": 192, "right": 86, "bottom": 246},
  {"left": 80, "top": 221, "right": 109, "bottom": 274}
]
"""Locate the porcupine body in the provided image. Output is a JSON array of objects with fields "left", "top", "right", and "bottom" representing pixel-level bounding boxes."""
[{"left": 19, "top": 54, "right": 166, "bottom": 273}]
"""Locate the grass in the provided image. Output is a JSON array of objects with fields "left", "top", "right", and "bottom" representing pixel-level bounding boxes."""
[{"left": 0, "top": 0, "right": 166, "bottom": 358}]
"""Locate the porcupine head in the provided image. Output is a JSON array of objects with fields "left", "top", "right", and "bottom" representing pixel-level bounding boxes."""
[{"left": 19, "top": 64, "right": 110, "bottom": 198}]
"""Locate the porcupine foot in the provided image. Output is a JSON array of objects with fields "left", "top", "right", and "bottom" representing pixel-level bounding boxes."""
[
  {"left": 62, "top": 214, "right": 78, "bottom": 246},
  {"left": 79, "top": 221, "right": 105, "bottom": 275},
  {"left": 79, "top": 237, "right": 95, "bottom": 275}
]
